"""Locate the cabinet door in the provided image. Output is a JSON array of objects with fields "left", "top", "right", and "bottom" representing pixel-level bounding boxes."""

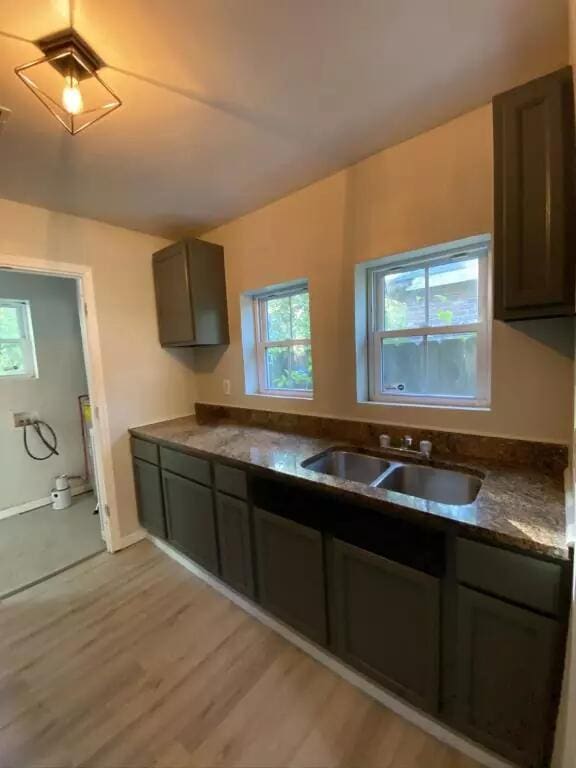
[
  {"left": 216, "top": 493, "right": 254, "bottom": 598},
  {"left": 456, "top": 587, "right": 560, "bottom": 767},
  {"left": 493, "top": 67, "right": 575, "bottom": 320},
  {"left": 162, "top": 470, "right": 219, "bottom": 575},
  {"left": 153, "top": 242, "right": 194, "bottom": 346},
  {"left": 333, "top": 539, "right": 440, "bottom": 712},
  {"left": 132, "top": 458, "right": 166, "bottom": 539},
  {"left": 254, "top": 507, "right": 327, "bottom": 645}
]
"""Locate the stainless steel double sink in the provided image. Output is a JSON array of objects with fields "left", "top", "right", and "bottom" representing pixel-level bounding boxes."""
[{"left": 301, "top": 448, "right": 481, "bottom": 505}]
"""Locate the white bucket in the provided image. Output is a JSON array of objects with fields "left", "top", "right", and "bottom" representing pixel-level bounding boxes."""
[{"left": 51, "top": 475, "right": 71, "bottom": 510}]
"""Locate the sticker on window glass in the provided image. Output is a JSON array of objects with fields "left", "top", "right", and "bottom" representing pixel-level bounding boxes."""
[{"left": 383, "top": 383, "right": 405, "bottom": 392}]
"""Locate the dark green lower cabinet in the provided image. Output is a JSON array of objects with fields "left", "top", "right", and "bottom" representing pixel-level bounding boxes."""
[
  {"left": 456, "top": 586, "right": 560, "bottom": 767},
  {"left": 132, "top": 457, "right": 166, "bottom": 539},
  {"left": 254, "top": 507, "right": 327, "bottom": 645},
  {"left": 332, "top": 539, "right": 440, "bottom": 712},
  {"left": 162, "top": 470, "right": 219, "bottom": 575},
  {"left": 216, "top": 492, "right": 254, "bottom": 598},
  {"left": 130, "top": 439, "right": 568, "bottom": 768}
]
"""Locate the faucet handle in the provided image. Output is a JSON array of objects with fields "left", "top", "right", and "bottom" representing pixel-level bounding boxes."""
[
  {"left": 379, "top": 434, "right": 391, "bottom": 448},
  {"left": 419, "top": 440, "right": 432, "bottom": 459}
]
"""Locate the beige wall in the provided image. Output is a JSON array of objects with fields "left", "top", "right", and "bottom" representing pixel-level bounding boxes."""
[
  {"left": 0, "top": 271, "right": 88, "bottom": 511},
  {"left": 0, "top": 198, "right": 195, "bottom": 537},
  {"left": 196, "top": 105, "right": 573, "bottom": 444}
]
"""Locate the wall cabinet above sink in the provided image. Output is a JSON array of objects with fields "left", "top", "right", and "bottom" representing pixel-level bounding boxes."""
[{"left": 152, "top": 238, "right": 229, "bottom": 347}]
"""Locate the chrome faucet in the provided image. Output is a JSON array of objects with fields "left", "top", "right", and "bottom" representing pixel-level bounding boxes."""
[
  {"left": 400, "top": 435, "right": 413, "bottom": 449},
  {"left": 379, "top": 433, "right": 432, "bottom": 460}
]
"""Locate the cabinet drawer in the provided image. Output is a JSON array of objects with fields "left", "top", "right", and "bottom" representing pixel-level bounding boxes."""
[
  {"left": 131, "top": 437, "right": 159, "bottom": 465},
  {"left": 456, "top": 538, "right": 562, "bottom": 616},
  {"left": 160, "top": 447, "right": 211, "bottom": 486},
  {"left": 215, "top": 463, "right": 247, "bottom": 499}
]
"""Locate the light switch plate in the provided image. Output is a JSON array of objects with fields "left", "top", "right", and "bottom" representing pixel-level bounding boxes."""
[{"left": 223, "top": 379, "right": 231, "bottom": 396}]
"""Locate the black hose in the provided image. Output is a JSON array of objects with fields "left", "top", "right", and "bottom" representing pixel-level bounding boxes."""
[{"left": 23, "top": 420, "right": 59, "bottom": 461}]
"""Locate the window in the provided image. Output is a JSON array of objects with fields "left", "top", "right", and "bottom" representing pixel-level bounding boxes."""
[
  {"left": 0, "top": 299, "right": 37, "bottom": 379},
  {"left": 367, "top": 241, "right": 490, "bottom": 407},
  {"left": 253, "top": 283, "right": 313, "bottom": 396}
]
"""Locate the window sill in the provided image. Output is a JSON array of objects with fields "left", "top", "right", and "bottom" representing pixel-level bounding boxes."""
[
  {"left": 359, "top": 399, "right": 491, "bottom": 412},
  {"left": 248, "top": 391, "right": 314, "bottom": 402}
]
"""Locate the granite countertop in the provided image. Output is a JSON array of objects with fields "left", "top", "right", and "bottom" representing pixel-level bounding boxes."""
[{"left": 130, "top": 416, "right": 570, "bottom": 561}]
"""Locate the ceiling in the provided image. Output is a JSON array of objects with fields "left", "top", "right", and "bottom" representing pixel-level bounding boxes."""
[{"left": 0, "top": 0, "right": 569, "bottom": 238}]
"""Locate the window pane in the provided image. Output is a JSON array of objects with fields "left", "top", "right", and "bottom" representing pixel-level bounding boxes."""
[
  {"left": 290, "top": 291, "right": 310, "bottom": 339},
  {"left": 265, "top": 344, "right": 313, "bottom": 391},
  {"left": 0, "top": 305, "right": 22, "bottom": 340},
  {"left": 0, "top": 342, "right": 25, "bottom": 375},
  {"left": 381, "top": 336, "right": 425, "bottom": 394},
  {"left": 266, "top": 296, "right": 291, "bottom": 341},
  {"left": 428, "top": 258, "right": 479, "bottom": 327},
  {"left": 384, "top": 268, "right": 426, "bottom": 331},
  {"left": 427, "top": 333, "right": 477, "bottom": 397}
]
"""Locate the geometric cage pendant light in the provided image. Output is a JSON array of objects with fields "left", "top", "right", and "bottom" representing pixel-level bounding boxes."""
[{"left": 15, "top": 29, "right": 121, "bottom": 135}]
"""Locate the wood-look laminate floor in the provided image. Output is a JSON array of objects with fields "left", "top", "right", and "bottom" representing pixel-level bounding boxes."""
[{"left": 0, "top": 541, "right": 482, "bottom": 768}]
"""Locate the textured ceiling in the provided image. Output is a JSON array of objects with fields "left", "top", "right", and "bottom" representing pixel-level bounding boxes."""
[{"left": 0, "top": 0, "right": 569, "bottom": 237}]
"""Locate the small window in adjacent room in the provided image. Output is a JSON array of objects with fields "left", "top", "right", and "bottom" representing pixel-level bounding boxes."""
[
  {"left": 0, "top": 299, "right": 38, "bottom": 379},
  {"left": 253, "top": 283, "right": 313, "bottom": 397},
  {"left": 366, "top": 239, "right": 491, "bottom": 407}
]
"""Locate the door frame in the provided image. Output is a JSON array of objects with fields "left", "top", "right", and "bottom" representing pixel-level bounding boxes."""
[{"left": 0, "top": 252, "right": 120, "bottom": 553}]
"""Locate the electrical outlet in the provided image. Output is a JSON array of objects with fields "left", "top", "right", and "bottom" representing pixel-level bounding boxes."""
[
  {"left": 223, "top": 379, "right": 231, "bottom": 396},
  {"left": 13, "top": 411, "right": 38, "bottom": 428}
]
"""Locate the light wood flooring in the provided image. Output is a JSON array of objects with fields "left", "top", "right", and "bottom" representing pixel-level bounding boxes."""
[{"left": 0, "top": 541, "right": 482, "bottom": 768}]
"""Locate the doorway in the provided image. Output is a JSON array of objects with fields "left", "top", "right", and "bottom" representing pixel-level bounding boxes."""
[{"left": 0, "top": 256, "right": 115, "bottom": 597}]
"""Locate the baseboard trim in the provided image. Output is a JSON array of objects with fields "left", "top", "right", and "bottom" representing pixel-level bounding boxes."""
[
  {"left": 0, "top": 484, "right": 93, "bottom": 522},
  {"left": 149, "top": 535, "right": 514, "bottom": 768}
]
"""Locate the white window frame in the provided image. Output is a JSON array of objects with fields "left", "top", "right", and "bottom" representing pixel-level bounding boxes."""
[
  {"left": 0, "top": 298, "right": 38, "bottom": 380},
  {"left": 253, "top": 283, "right": 313, "bottom": 398},
  {"left": 367, "top": 242, "right": 491, "bottom": 408}
]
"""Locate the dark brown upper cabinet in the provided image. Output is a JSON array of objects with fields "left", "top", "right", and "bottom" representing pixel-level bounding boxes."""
[
  {"left": 493, "top": 67, "right": 576, "bottom": 321},
  {"left": 153, "top": 238, "right": 229, "bottom": 347}
]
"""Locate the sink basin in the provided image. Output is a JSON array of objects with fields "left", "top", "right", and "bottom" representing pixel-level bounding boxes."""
[
  {"left": 302, "top": 449, "right": 391, "bottom": 485},
  {"left": 375, "top": 464, "right": 481, "bottom": 505}
]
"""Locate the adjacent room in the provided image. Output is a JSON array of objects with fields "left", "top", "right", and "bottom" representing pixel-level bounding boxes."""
[
  {"left": 0, "top": 1, "right": 575, "bottom": 767},
  {"left": 0, "top": 269, "right": 104, "bottom": 597}
]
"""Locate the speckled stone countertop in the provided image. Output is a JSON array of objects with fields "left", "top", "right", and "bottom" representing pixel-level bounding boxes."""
[{"left": 130, "top": 416, "right": 570, "bottom": 561}]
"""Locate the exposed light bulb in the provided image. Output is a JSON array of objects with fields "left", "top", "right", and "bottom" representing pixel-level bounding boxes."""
[{"left": 62, "top": 75, "right": 84, "bottom": 115}]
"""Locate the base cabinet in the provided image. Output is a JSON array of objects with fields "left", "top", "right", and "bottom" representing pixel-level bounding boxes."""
[
  {"left": 133, "top": 457, "right": 166, "bottom": 539},
  {"left": 162, "top": 470, "right": 219, "bottom": 575},
  {"left": 332, "top": 539, "right": 440, "bottom": 712},
  {"left": 130, "top": 436, "right": 569, "bottom": 768},
  {"left": 216, "top": 492, "right": 254, "bottom": 598},
  {"left": 254, "top": 507, "right": 327, "bottom": 645},
  {"left": 456, "top": 587, "right": 560, "bottom": 767}
]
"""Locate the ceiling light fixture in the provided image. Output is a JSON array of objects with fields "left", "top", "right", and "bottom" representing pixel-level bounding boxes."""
[{"left": 15, "top": 28, "right": 121, "bottom": 135}]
